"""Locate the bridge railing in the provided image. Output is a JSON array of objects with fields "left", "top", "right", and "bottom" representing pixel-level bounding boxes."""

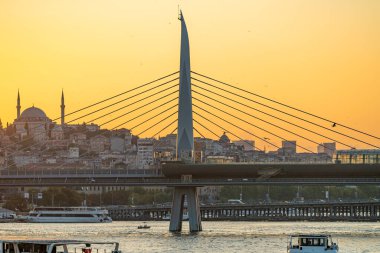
[{"left": 0, "top": 168, "right": 163, "bottom": 176}]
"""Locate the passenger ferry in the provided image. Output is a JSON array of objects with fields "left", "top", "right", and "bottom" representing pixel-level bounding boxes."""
[
  {"left": 0, "top": 240, "right": 120, "bottom": 253},
  {"left": 26, "top": 207, "right": 112, "bottom": 223},
  {"left": 287, "top": 235, "right": 339, "bottom": 253}
]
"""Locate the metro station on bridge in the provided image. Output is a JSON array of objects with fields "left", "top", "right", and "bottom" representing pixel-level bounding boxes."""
[{"left": 335, "top": 149, "right": 380, "bottom": 164}]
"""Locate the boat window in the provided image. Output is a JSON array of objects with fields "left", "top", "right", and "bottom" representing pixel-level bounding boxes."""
[
  {"left": 39, "top": 214, "right": 94, "bottom": 217},
  {"left": 4, "top": 243, "right": 15, "bottom": 253},
  {"left": 18, "top": 243, "right": 29, "bottom": 253},
  {"left": 300, "top": 238, "right": 313, "bottom": 246},
  {"left": 299, "top": 238, "right": 326, "bottom": 246}
]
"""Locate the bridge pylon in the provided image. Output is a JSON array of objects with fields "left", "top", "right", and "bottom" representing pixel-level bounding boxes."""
[
  {"left": 169, "top": 186, "right": 202, "bottom": 232},
  {"left": 169, "top": 11, "right": 202, "bottom": 232},
  {"left": 176, "top": 11, "right": 194, "bottom": 161}
]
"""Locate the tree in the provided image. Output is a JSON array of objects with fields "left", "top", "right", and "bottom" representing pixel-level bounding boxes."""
[
  {"left": 0, "top": 118, "right": 3, "bottom": 130},
  {"left": 4, "top": 193, "right": 29, "bottom": 211},
  {"left": 37, "top": 187, "right": 83, "bottom": 207}
]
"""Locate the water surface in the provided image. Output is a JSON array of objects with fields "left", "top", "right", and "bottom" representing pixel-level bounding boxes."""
[{"left": 1, "top": 221, "right": 379, "bottom": 252}]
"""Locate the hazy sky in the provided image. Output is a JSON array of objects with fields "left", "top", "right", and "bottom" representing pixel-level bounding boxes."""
[{"left": 0, "top": 1, "right": 379, "bottom": 151}]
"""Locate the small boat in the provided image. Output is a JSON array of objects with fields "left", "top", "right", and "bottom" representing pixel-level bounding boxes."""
[
  {"left": 137, "top": 222, "right": 150, "bottom": 229},
  {"left": 287, "top": 234, "right": 339, "bottom": 253},
  {"left": 0, "top": 240, "right": 121, "bottom": 253},
  {"left": 26, "top": 207, "right": 112, "bottom": 223}
]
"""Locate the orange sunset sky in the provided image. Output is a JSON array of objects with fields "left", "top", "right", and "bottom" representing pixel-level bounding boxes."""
[{"left": 0, "top": 1, "right": 379, "bottom": 151}]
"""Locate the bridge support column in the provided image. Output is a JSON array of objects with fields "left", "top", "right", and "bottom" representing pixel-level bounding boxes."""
[{"left": 169, "top": 186, "right": 202, "bottom": 232}]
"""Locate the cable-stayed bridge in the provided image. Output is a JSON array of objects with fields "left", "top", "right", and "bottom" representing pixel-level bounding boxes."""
[{"left": 1, "top": 12, "right": 380, "bottom": 231}]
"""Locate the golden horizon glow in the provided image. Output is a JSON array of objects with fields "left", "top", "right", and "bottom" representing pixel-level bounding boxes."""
[{"left": 0, "top": 1, "right": 379, "bottom": 151}]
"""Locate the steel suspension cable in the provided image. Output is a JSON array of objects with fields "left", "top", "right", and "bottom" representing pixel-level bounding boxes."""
[
  {"left": 192, "top": 84, "right": 353, "bottom": 149},
  {"left": 4, "top": 108, "right": 178, "bottom": 171},
  {"left": 107, "top": 98, "right": 178, "bottom": 129},
  {"left": 151, "top": 119, "right": 178, "bottom": 138},
  {"left": 192, "top": 71, "right": 380, "bottom": 140},
  {"left": 193, "top": 127, "right": 206, "bottom": 138},
  {"left": 192, "top": 90, "right": 339, "bottom": 152},
  {"left": 2, "top": 71, "right": 179, "bottom": 149},
  {"left": 152, "top": 127, "right": 177, "bottom": 149},
  {"left": 195, "top": 108, "right": 281, "bottom": 150},
  {"left": 67, "top": 79, "right": 178, "bottom": 124},
  {"left": 194, "top": 104, "right": 314, "bottom": 153},
  {"left": 123, "top": 104, "right": 178, "bottom": 131},
  {"left": 193, "top": 114, "right": 263, "bottom": 152},
  {"left": 3, "top": 93, "right": 178, "bottom": 168},
  {"left": 65, "top": 71, "right": 178, "bottom": 119},
  {"left": 96, "top": 89, "right": 178, "bottom": 126},
  {"left": 135, "top": 111, "right": 178, "bottom": 137},
  {"left": 4, "top": 113, "right": 177, "bottom": 171},
  {"left": 193, "top": 119, "right": 221, "bottom": 139},
  {"left": 192, "top": 79, "right": 379, "bottom": 149}
]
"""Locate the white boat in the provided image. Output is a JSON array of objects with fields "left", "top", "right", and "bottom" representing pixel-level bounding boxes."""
[
  {"left": 26, "top": 207, "right": 112, "bottom": 223},
  {"left": 137, "top": 222, "right": 151, "bottom": 229},
  {"left": 287, "top": 235, "right": 339, "bottom": 253},
  {"left": 162, "top": 212, "right": 189, "bottom": 221},
  {"left": 0, "top": 240, "right": 120, "bottom": 253}
]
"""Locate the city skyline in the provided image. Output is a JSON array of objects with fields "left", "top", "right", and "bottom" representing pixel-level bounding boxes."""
[{"left": 0, "top": 1, "right": 379, "bottom": 151}]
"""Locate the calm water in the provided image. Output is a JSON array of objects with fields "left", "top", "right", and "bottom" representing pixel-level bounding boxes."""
[{"left": 1, "top": 221, "right": 380, "bottom": 253}]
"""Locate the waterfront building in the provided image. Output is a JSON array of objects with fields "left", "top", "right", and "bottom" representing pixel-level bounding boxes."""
[
  {"left": 68, "top": 146, "right": 80, "bottom": 158},
  {"left": 317, "top": 142, "right": 336, "bottom": 158},
  {"left": 69, "top": 132, "right": 87, "bottom": 145},
  {"left": 137, "top": 138, "right": 154, "bottom": 169},
  {"left": 50, "top": 125, "right": 64, "bottom": 140},
  {"left": 233, "top": 140, "right": 255, "bottom": 151},
  {"left": 110, "top": 136, "right": 125, "bottom": 153},
  {"left": 66, "top": 123, "right": 100, "bottom": 132},
  {"left": 278, "top": 140, "right": 297, "bottom": 157},
  {"left": 89, "top": 135, "right": 109, "bottom": 153},
  {"left": 13, "top": 153, "right": 40, "bottom": 167},
  {"left": 194, "top": 140, "right": 205, "bottom": 163}
]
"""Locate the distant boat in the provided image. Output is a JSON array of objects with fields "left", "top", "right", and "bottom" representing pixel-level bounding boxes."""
[
  {"left": 137, "top": 222, "right": 150, "bottom": 229},
  {"left": 287, "top": 234, "right": 339, "bottom": 253},
  {"left": 26, "top": 207, "right": 112, "bottom": 223}
]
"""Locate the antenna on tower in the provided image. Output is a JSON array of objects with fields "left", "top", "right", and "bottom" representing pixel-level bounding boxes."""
[{"left": 178, "top": 5, "right": 182, "bottom": 20}]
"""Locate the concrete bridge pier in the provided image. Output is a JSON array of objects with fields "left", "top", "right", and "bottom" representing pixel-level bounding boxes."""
[{"left": 169, "top": 186, "right": 202, "bottom": 232}]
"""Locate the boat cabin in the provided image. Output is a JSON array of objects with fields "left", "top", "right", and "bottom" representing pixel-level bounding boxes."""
[
  {"left": 287, "top": 235, "right": 339, "bottom": 253},
  {"left": 0, "top": 240, "right": 120, "bottom": 253}
]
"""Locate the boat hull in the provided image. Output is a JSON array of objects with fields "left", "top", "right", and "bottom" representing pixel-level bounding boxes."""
[{"left": 27, "top": 217, "right": 111, "bottom": 223}]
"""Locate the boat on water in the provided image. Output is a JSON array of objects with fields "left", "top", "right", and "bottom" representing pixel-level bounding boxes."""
[
  {"left": 287, "top": 235, "right": 339, "bottom": 253},
  {"left": 26, "top": 207, "right": 112, "bottom": 223},
  {"left": 0, "top": 240, "right": 121, "bottom": 253},
  {"left": 137, "top": 222, "right": 150, "bottom": 229}
]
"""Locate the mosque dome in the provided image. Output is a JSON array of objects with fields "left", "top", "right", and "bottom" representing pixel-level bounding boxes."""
[
  {"left": 20, "top": 106, "right": 48, "bottom": 120},
  {"left": 219, "top": 132, "right": 230, "bottom": 143}
]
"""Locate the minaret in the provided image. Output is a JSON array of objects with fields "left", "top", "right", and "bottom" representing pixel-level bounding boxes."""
[
  {"left": 16, "top": 90, "right": 21, "bottom": 119},
  {"left": 176, "top": 11, "right": 194, "bottom": 161},
  {"left": 60, "top": 90, "right": 65, "bottom": 126}
]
